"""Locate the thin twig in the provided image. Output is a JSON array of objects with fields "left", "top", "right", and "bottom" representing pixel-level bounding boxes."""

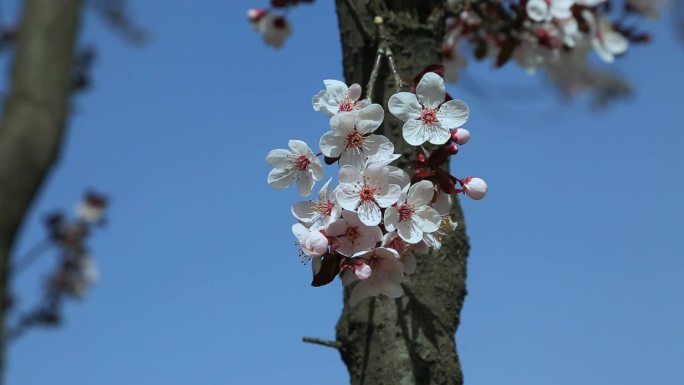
[
  {"left": 11, "top": 238, "right": 52, "bottom": 275},
  {"left": 344, "top": 0, "right": 372, "bottom": 41},
  {"left": 302, "top": 336, "right": 342, "bottom": 349},
  {"left": 383, "top": 47, "right": 403, "bottom": 92},
  {"left": 365, "top": 47, "right": 384, "bottom": 102}
]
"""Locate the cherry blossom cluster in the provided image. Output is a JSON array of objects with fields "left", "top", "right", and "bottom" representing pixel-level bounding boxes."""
[
  {"left": 6, "top": 191, "right": 108, "bottom": 341},
  {"left": 443, "top": 0, "right": 659, "bottom": 104},
  {"left": 266, "top": 72, "right": 487, "bottom": 306},
  {"left": 247, "top": 0, "right": 315, "bottom": 48}
]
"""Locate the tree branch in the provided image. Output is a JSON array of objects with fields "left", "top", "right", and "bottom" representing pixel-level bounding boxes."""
[
  {"left": 0, "top": 0, "right": 84, "bottom": 382},
  {"left": 302, "top": 336, "right": 342, "bottom": 349}
]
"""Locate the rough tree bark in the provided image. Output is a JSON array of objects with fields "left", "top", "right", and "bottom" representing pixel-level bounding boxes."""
[
  {"left": 334, "top": 1, "right": 471, "bottom": 384},
  {"left": 0, "top": 0, "right": 84, "bottom": 382}
]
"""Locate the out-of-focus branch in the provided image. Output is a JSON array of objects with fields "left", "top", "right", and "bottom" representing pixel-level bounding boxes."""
[{"left": 0, "top": 0, "right": 84, "bottom": 382}]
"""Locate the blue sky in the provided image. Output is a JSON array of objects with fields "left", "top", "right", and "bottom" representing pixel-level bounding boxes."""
[{"left": 4, "top": 1, "right": 683, "bottom": 384}]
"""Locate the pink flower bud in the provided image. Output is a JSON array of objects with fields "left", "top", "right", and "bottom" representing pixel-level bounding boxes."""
[
  {"left": 354, "top": 263, "right": 372, "bottom": 280},
  {"left": 463, "top": 177, "right": 487, "bottom": 200},
  {"left": 446, "top": 143, "right": 459, "bottom": 155},
  {"left": 247, "top": 8, "right": 266, "bottom": 23},
  {"left": 451, "top": 128, "right": 470, "bottom": 145},
  {"left": 300, "top": 230, "right": 329, "bottom": 257}
]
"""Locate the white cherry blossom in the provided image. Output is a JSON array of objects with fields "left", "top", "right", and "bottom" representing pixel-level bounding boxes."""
[
  {"left": 344, "top": 247, "right": 405, "bottom": 306},
  {"left": 584, "top": 11, "right": 628, "bottom": 63},
  {"left": 388, "top": 72, "right": 469, "bottom": 146},
  {"left": 291, "top": 179, "right": 341, "bottom": 231},
  {"left": 248, "top": 9, "right": 291, "bottom": 49},
  {"left": 336, "top": 163, "right": 401, "bottom": 226},
  {"left": 267, "top": 140, "right": 324, "bottom": 196},
  {"left": 326, "top": 210, "right": 383, "bottom": 257},
  {"left": 384, "top": 181, "right": 442, "bottom": 244},
  {"left": 312, "top": 80, "right": 370, "bottom": 116},
  {"left": 526, "top": 0, "right": 574, "bottom": 22},
  {"left": 319, "top": 106, "right": 394, "bottom": 170},
  {"left": 292, "top": 223, "right": 329, "bottom": 258}
]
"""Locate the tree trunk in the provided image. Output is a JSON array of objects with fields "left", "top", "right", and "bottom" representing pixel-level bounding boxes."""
[
  {"left": 0, "top": 0, "right": 84, "bottom": 382},
  {"left": 334, "top": 1, "right": 471, "bottom": 384}
]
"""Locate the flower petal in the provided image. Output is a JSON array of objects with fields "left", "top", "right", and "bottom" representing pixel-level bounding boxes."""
[
  {"left": 407, "top": 180, "right": 435, "bottom": 207},
  {"left": 336, "top": 184, "right": 360, "bottom": 211},
  {"left": 339, "top": 165, "right": 361, "bottom": 184},
  {"left": 267, "top": 168, "right": 294, "bottom": 189},
  {"left": 357, "top": 202, "right": 381, "bottom": 226},
  {"left": 413, "top": 206, "right": 441, "bottom": 233},
  {"left": 375, "top": 184, "right": 401, "bottom": 208},
  {"left": 388, "top": 92, "right": 421, "bottom": 122},
  {"left": 288, "top": 139, "right": 310, "bottom": 154},
  {"left": 402, "top": 119, "right": 428, "bottom": 146},
  {"left": 296, "top": 172, "right": 315, "bottom": 196},
  {"left": 437, "top": 99, "right": 469, "bottom": 129},
  {"left": 356, "top": 104, "right": 385, "bottom": 134},
  {"left": 266, "top": 149, "right": 292, "bottom": 168},
  {"left": 320, "top": 131, "right": 344, "bottom": 158},
  {"left": 416, "top": 72, "right": 446, "bottom": 109}
]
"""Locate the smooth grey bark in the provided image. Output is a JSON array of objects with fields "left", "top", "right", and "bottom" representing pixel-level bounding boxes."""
[
  {"left": 334, "top": 1, "right": 471, "bottom": 384},
  {"left": 0, "top": 0, "right": 84, "bottom": 382}
]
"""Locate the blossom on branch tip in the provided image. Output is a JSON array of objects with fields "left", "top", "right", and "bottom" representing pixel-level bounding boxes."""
[
  {"left": 267, "top": 140, "right": 323, "bottom": 196},
  {"left": 312, "top": 80, "right": 370, "bottom": 116},
  {"left": 336, "top": 163, "right": 401, "bottom": 226},
  {"left": 388, "top": 72, "right": 469, "bottom": 146}
]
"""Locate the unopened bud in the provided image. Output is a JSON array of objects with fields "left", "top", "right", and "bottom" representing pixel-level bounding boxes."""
[
  {"left": 354, "top": 262, "right": 372, "bottom": 280},
  {"left": 247, "top": 8, "right": 266, "bottom": 23},
  {"left": 446, "top": 143, "right": 459, "bottom": 155},
  {"left": 416, "top": 153, "right": 427, "bottom": 163},
  {"left": 463, "top": 177, "right": 487, "bottom": 200},
  {"left": 451, "top": 128, "right": 470, "bottom": 145}
]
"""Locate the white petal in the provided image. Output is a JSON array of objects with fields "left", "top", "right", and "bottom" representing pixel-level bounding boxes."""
[
  {"left": 383, "top": 206, "right": 399, "bottom": 232},
  {"left": 320, "top": 131, "right": 344, "bottom": 158},
  {"left": 339, "top": 150, "right": 365, "bottom": 173},
  {"left": 288, "top": 139, "right": 310, "bottom": 154},
  {"left": 310, "top": 157, "right": 324, "bottom": 180},
  {"left": 336, "top": 184, "right": 360, "bottom": 211},
  {"left": 348, "top": 83, "right": 362, "bottom": 101},
  {"left": 363, "top": 135, "right": 394, "bottom": 160},
  {"left": 349, "top": 280, "right": 378, "bottom": 306},
  {"left": 356, "top": 104, "right": 385, "bottom": 134},
  {"left": 427, "top": 124, "right": 452, "bottom": 145},
  {"left": 437, "top": 99, "right": 469, "bottom": 129},
  {"left": 402, "top": 119, "right": 428, "bottom": 146},
  {"left": 375, "top": 184, "right": 401, "bottom": 208},
  {"left": 413, "top": 206, "right": 442, "bottom": 233},
  {"left": 265, "top": 149, "right": 292, "bottom": 168},
  {"left": 604, "top": 31, "right": 628, "bottom": 55},
  {"left": 330, "top": 112, "right": 356, "bottom": 135},
  {"left": 357, "top": 202, "right": 381, "bottom": 226},
  {"left": 388, "top": 92, "right": 422, "bottom": 122},
  {"left": 397, "top": 220, "right": 422, "bottom": 244},
  {"left": 416, "top": 72, "right": 446, "bottom": 109},
  {"left": 407, "top": 180, "right": 435, "bottom": 207},
  {"left": 291, "top": 201, "right": 316, "bottom": 223},
  {"left": 364, "top": 163, "right": 390, "bottom": 186},
  {"left": 526, "top": 0, "right": 549, "bottom": 21},
  {"left": 339, "top": 165, "right": 361, "bottom": 184},
  {"left": 267, "top": 168, "right": 294, "bottom": 189},
  {"left": 292, "top": 223, "right": 308, "bottom": 241},
  {"left": 296, "top": 172, "right": 315, "bottom": 196},
  {"left": 388, "top": 166, "right": 411, "bottom": 190}
]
